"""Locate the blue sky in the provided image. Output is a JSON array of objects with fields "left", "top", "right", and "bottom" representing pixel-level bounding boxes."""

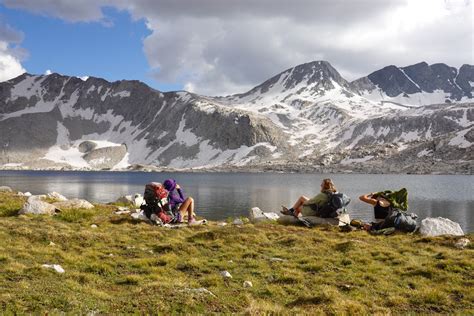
[
  {"left": 0, "top": 0, "right": 471, "bottom": 96},
  {"left": 0, "top": 4, "right": 183, "bottom": 91}
]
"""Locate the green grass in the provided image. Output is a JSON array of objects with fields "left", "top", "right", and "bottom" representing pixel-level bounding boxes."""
[{"left": 0, "top": 192, "right": 472, "bottom": 314}]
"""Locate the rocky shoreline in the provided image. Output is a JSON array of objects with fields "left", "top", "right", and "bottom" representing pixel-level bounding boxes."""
[{"left": 0, "top": 162, "right": 472, "bottom": 175}]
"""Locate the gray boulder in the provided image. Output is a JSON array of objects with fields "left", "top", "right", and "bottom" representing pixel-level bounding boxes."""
[
  {"left": 47, "top": 192, "right": 68, "bottom": 202},
  {"left": 19, "top": 196, "right": 60, "bottom": 215},
  {"left": 248, "top": 207, "right": 280, "bottom": 223},
  {"left": 53, "top": 198, "right": 94, "bottom": 209},
  {"left": 419, "top": 217, "right": 464, "bottom": 236},
  {"left": 117, "top": 195, "right": 133, "bottom": 205},
  {"left": 0, "top": 186, "right": 12, "bottom": 192},
  {"left": 78, "top": 141, "right": 98, "bottom": 153},
  {"left": 83, "top": 145, "right": 127, "bottom": 169},
  {"left": 277, "top": 213, "right": 350, "bottom": 226}
]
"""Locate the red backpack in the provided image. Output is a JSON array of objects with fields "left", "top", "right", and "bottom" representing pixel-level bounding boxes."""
[{"left": 141, "top": 182, "right": 173, "bottom": 223}]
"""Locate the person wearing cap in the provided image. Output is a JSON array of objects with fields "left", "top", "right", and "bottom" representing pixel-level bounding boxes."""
[{"left": 163, "top": 178, "right": 196, "bottom": 224}]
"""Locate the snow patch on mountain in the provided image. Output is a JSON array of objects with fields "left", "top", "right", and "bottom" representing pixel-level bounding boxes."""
[{"left": 448, "top": 127, "right": 472, "bottom": 148}]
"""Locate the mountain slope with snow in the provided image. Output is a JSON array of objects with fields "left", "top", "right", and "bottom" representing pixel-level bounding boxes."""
[{"left": 0, "top": 60, "right": 473, "bottom": 173}]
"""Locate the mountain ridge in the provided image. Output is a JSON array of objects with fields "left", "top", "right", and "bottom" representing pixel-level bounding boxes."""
[{"left": 0, "top": 60, "right": 473, "bottom": 173}]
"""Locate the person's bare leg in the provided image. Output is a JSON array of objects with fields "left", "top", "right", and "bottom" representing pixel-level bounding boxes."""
[
  {"left": 292, "top": 196, "right": 309, "bottom": 216},
  {"left": 179, "top": 197, "right": 194, "bottom": 220}
]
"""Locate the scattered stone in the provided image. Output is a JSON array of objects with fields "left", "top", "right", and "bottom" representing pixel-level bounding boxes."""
[
  {"left": 108, "top": 253, "right": 114, "bottom": 257},
  {"left": 0, "top": 186, "right": 12, "bottom": 192},
  {"left": 277, "top": 213, "right": 351, "bottom": 227},
  {"left": 263, "top": 212, "right": 280, "bottom": 221},
  {"left": 131, "top": 210, "right": 149, "bottom": 221},
  {"left": 220, "top": 271, "right": 232, "bottom": 279},
  {"left": 243, "top": 281, "right": 253, "bottom": 288},
  {"left": 49, "top": 241, "right": 56, "bottom": 246},
  {"left": 228, "top": 260, "right": 234, "bottom": 263},
  {"left": 232, "top": 218, "right": 244, "bottom": 225},
  {"left": 116, "top": 195, "right": 133, "bottom": 205},
  {"left": 115, "top": 206, "right": 131, "bottom": 215},
  {"left": 42, "top": 264, "right": 65, "bottom": 274},
  {"left": 454, "top": 238, "right": 470, "bottom": 249},
  {"left": 19, "top": 196, "right": 60, "bottom": 215},
  {"left": 270, "top": 257, "right": 286, "bottom": 262},
  {"left": 90, "top": 224, "right": 98, "bottom": 228},
  {"left": 249, "top": 207, "right": 267, "bottom": 223},
  {"left": 419, "top": 217, "right": 464, "bottom": 236},
  {"left": 53, "top": 199, "right": 94, "bottom": 210},
  {"left": 47, "top": 192, "right": 68, "bottom": 201},
  {"left": 217, "top": 222, "right": 228, "bottom": 227},
  {"left": 185, "top": 287, "right": 217, "bottom": 298},
  {"left": 24, "top": 192, "right": 32, "bottom": 197}
]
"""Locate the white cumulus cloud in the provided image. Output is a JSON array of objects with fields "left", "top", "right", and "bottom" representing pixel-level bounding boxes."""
[{"left": 3, "top": 0, "right": 473, "bottom": 95}]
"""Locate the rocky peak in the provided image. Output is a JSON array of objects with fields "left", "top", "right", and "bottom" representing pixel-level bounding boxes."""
[{"left": 235, "top": 60, "right": 351, "bottom": 99}]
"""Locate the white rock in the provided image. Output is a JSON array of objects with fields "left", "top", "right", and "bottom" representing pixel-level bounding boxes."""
[
  {"left": 42, "top": 264, "right": 65, "bottom": 273},
  {"left": 419, "top": 217, "right": 464, "bottom": 237},
  {"left": 0, "top": 186, "right": 12, "bottom": 192},
  {"left": 131, "top": 210, "right": 149, "bottom": 221},
  {"left": 249, "top": 207, "right": 267, "bottom": 223},
  {"left": 19, "top": 196, "right": 60, "bottom": 215},
  {"left": 270, "top": 257, "right": 285, "bottom": 262},
  {"left": 233, "top": 218, "right": 244, "bottom": 225},
  {"left": 47, "top": 192, "right": 68, "bottom": 201},
  {"left": 115, "top": 210, "right": 131, "bottom": 215},
  {"left": 24, "top": 192, "right": 32, "bottom": 197},
  {"left": 185, "top": 287, "right": 216, "bottom": 297},
  {"left": 49, "top": 241, "right": 56, "bottom": 246},
  {"left": 454, "top": 238, "right": 470, "bottom": 249},
  {"left": 90, "top": 224, "right": 98, "bottom": 228},
  {"left": 263, "top": 212, "right": 280, "bottom": 221},
  {"left": 53, "top": 199, "right": 94, "bottom": 209},
  {"left": 220, "top": 270, "right": 232, "bottom": 278},
  {"left": 243, "top": 281, "right": 253, "bottom": 288},
  {"left": 217, "top": 222, "right": 228, "bottom": 227},
  {"left": 134, "top": 194, "right": 144, "bottom": 207}
]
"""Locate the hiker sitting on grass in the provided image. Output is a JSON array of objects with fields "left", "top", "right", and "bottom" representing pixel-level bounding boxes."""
[
  {"left": 163, "top": 179, "right": 196, "bottom": 224},
  {"left": 281, "top": 178, "right": 338, "bottom": 218},
  {"left": 359, "top": 188, "right": 415, "bottom": 232}
]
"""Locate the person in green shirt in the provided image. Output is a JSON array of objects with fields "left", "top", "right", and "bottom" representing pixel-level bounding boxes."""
[{"left": 281, "top": 178, "right": 337, "bottom": 217}]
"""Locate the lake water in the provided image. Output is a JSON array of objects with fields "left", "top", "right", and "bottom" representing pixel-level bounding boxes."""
[{"left": 0, "top": 170, "right": 473, "bottom": 232}]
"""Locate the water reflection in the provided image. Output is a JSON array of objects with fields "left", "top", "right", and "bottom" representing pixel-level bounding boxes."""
[{"left": 0, "top": 170, "right": 472, "bottom": 232}]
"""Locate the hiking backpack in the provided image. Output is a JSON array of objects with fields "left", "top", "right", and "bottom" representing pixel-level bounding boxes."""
[
  {"left": 374, "top": 208, "right": 418, "bottom": 232},
  {"left": 316, "top": 192, "right": 351, "bottom": 218},
  {"left": 389, "top": 209, "right": 417, "bottom": 232},
  {"left": 141, "top": 182, "right": 177, "bottom": 224}
]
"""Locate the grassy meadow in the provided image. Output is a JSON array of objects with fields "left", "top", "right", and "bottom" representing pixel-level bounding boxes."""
[{"left": 0, "top": 191, "right": 473, "bottom": 314}]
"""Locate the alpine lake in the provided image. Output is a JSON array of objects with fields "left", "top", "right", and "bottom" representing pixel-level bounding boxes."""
[{"left": 0, "top": 170, "right": 472, "bottom": 232}]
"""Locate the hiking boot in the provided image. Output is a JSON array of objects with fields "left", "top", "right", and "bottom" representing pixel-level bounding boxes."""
[{"left": 280, "top": 206, "right": 295, "bottom": 216}]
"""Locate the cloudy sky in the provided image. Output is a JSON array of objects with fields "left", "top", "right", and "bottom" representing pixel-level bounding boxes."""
[{"left": 0, "top": 0, "right": 472, "bottom": 95}]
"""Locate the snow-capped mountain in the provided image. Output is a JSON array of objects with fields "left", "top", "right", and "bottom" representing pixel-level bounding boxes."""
[
  {"left": 352, "top": 62, "right": 474, "bottom": 106},
  {"left": 0, "top": 61, "right": 473, "bottom": 173}
]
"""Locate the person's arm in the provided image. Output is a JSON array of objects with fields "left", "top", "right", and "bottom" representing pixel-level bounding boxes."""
[
  {"left": 174, "top": 184, "right": 185, "bottom": 203},
  {"left": 303, "top": 193, "right": 327, "bottom": 206},
  {"left": 359, "top": 193, "right": 378, "bottom": 206}
]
